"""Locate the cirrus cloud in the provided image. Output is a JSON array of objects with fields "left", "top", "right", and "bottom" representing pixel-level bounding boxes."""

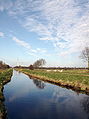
[
  {"left": 0, "top": 32, "right": 4, "bottom": 37},
  {"left": 12, "top": 36, "right": 47, "bottom": 57},
  {"left": 1, "top": 0, "right": 89, "bottom": 56}
]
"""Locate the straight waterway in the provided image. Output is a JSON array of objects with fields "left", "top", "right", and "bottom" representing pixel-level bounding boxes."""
[{"left": 3, "top": 70, "right": 89, "bottom": 119}]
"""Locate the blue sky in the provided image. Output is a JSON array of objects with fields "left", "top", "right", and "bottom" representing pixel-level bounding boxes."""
[{"left": 0, "top": 0, "right": 89, "bottom": 67}]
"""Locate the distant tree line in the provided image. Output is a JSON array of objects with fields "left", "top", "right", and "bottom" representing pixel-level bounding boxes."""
[
  {"left": 30, "top": 67, "right": 88, "bottom": 70},
  {"left": 14, "top": 59, "right": 46, "bottom": 70},
  {"left": 14, "top": 49, "right": 89, "bottom": 71},
  {"left": 0, "top": 61, "right": 10, "bottom": 69},
  {"left": 29, "top": 59, "right": 46, "bottom": 70}
]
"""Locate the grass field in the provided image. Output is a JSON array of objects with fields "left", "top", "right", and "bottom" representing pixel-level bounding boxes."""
[
  {"left": 18, "top": 68, "right": 89, "bottom": 93},
  {"left": 0, "top": 68, "right": 13, "bottom": 119},
  {"left": 0, "top": 69, "right": 13, "bottom": 100}
]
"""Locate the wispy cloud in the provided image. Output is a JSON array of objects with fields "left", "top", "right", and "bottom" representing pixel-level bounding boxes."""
[
  {"left": 1, "top": 0, "right": 89, "bottom": 56},
  {"left": 22, "top": 17, "right": 51, "bottom": 37},
  {"left": 12, "top": 36, "right": 47, "bottom": 57},
  {"left": 0, "top": 32, "right": 4, "bottom": 37},
  {"left": 0, "top": 0, "right": 13, "bottom": 12},
  {"left": 12, "top": 37, "right": 31, "bottom": 49}
]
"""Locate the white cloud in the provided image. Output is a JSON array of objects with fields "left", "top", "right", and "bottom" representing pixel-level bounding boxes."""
[
  {"left": 22, "top": 17, "right": 51, "bottom": 37},
  {"left": 0, "top": 0, "right": 13, "bottom": 12},
  {"left": 2, "top": 0, "right": 89, "bottom": 57},
  {"left": 0, "top": 32, "right": 4, "bottom": 37},
  {"left": 40, "top": 37, "right": 53, "bottom": 41},
  {"left": 12, "top": 37, "right": 31, "bottom": 49},
  {"left": 12, "top": 36, "right": 48, "bottom": 57}
]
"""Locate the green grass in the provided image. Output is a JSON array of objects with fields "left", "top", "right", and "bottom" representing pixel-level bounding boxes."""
[
  {"left": 0, "top": 69, "right": 13, "bottom": 99},
  {"left": 0, "top": 101, "right": 6, "bottom": 119},
  {"left": 20, "top": 69, "right": 89, "bottom": 84},
  {"left": 18, "top": 69, "right": 89, "bottom": 92},
  {"left": 0, "top": 69, "right": 13, "bottom": 84},
  {"left": 0, "top": 69, "right": 13, "bottom": 118}
]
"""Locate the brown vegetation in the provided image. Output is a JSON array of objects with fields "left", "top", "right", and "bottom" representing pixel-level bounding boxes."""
[{"left": 0, "top": 61, "right": 10, "bottom": 69}]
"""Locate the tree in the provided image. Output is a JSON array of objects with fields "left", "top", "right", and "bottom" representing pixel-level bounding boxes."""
[
  {"left": 33, "top": 59, "right": 46, "bottom": 68},
  {"left": 29, "top": 65, "right": 34, "bottom": 70},
  {"left": 80, "top": 47, "right": 89, "bottom": 70},
  {"left": 0, "top": 61, "right": 3, "bottom": 68},
  {"left": 0, "top": 61, "right": 10, "bottom": 69}
]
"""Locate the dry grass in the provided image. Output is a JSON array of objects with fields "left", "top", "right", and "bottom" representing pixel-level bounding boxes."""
[{"left": 17, "top": 68, "right": 89, "bottom": 93}]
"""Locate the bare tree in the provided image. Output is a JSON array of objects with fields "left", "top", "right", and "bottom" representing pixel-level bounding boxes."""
[
  {"left": 29, "top": 64, "right": 34, "bottom": 70},
  {"left": 80, "top": 47, "right": 89, "bottom": 70},
  {"left": 33, "top": 59, "right": 46, "bottom": 68},
  {"left": 0, "top": 61, "right": 10, "bottom": 69}
]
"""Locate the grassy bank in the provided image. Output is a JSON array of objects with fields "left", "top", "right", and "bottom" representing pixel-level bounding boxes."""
[
  {"left": 0, "top": 101, "right": 6, "bottom": 119},
  {"left": 0, "top": 69, "right": 13, "bottom": 119},
  {"left": 0, "top": 69, "right": 13, "bottom": 100},
  {"left": 17, "top": 69, "right": 89, "bottom": 94}
]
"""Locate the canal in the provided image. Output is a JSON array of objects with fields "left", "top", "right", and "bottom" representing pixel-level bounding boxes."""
[{"left": 3, "top": 70, "right": 89, "bottom": 119}]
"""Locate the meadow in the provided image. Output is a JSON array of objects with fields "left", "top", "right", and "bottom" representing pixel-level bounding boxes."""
[{"left": 18, "top": 68, "right": 89, "bottom": 93}]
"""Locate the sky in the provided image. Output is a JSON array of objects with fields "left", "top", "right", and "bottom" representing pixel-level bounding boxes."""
[{"left": 0, "top": 0, "right": 89, "bottom": 67}]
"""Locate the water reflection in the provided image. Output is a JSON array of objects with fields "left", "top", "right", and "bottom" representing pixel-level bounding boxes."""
[
  {"left": 3, "top": 70, "right": 89, "bottom": 119},
  {"left": 48, "top": 87, "right": 89, "bottom": 119},
  {"left": 33, "top": 79, "right": 45, "bottom": 89},
  {"left": 81, "top": 96, "right": 89, "bottom": 115}
]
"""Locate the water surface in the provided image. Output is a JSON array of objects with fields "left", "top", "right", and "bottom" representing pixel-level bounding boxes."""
[{"left": 4, "top": 70, "right": 89, "bottom": 119}]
